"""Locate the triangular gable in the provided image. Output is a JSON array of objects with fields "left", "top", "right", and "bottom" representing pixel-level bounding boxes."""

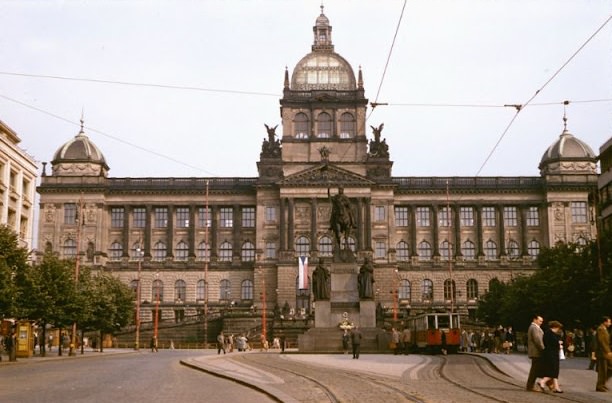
[{"left": 278, "top": 163, "right": 375, "bottom": 187}]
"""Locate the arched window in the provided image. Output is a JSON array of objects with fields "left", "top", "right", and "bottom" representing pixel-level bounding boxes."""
[
  {"left": 319, "top": 235, "right": 333, "bottom": 257},
  {"left": 175, "top": 241, "right": 189, "bottom": 261},
  {"left": 507, "top": 240, "right": 520, "bottom": 259},
  {"left": 346, "top": 236, "right": 356, "bottom": 252},
  {"left": 396, "top": 241, "right": 409, "bottom": 261},
  {"left": 219, "top": 241, "right": 232, "bottom": 262},
  {"left": 241, "top": 241, "right": 256, "bottom": 262},
  {"left": 45, "top": 241, "right": 53, "bottom": 253},
  {"left": 152, "top": 279, "right": 164, "bottom": 302},
  {"left": 421, "top": 279, "right": 433, "bottom": 301},
  {"left": 339, "top": 112, "right": 355, "bottom": 138},
  {"left": 527, "top": 240, "right": 540, "bottom": 259},
  {"left": 295, "top": 236, "right": 310, "bottom": 256},
  {"left": 462, "top": 240, "right": 476, "bottom": 260},
  {"left": 196, "top": 241, "right": 210, "bottom": 261},
  {"left": 440, "top": 240, "right": 452, "bottom": 261},
  {"left": 220, "top": 279, "right": 231, "bottom": 300},
  {"left": 131, "top": 242, "right": 144, "bottom": 260},
  {"left": 196, "top": 279, "right": 207, "bottom": 301},
  {"left": 109, "top": 241, "right": 122, "bottom": 261},
  {"left": 294, "top": 112, "right": 309, "bottom": 139},
  {"left": 417, "top": 241, "right": 432, "bottom": 261},
  {"left": 317, "top": 112, "right": 332, "bottom": 138},
  {"left": 576, "top": 236, "right": 588, "bottom": 250},
  {"left": 484, "top": 240, "right": 497, "bottom": 260},
  {"left": 444, "top": 279, "right": 456, "bottom": 301},
  {"left": 86, "top": 242, "right": 95, "bottom": 261},
  {"left": 153, "top": 241, "right": 166, "bottom": 261},
  {"left": 241, "top": 279, "right": 253, "bottom": 300},
  {"left": 398, "top": 279, "right": 411, "bottom": 301},
  {"left": 64, "top": 239, "right": 77, "bottom": 258},
  {"left": 174, "top": 279, "right": 186, "bottom": 302},
  {"left": 466, "top": 279, "right": 479, "bottom": 300}
]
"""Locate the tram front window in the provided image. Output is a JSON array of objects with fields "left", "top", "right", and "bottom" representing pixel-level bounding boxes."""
[{"left": 438, "top": 315, "right": 450, "bottom": 329}]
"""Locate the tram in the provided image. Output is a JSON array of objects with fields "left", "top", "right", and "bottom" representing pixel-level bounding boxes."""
[{"left": 408, "top": 312, "right": 461, "bottom": 354}]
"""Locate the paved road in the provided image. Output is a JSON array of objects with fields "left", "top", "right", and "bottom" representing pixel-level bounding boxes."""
[{"left": 0, "top": 350, "right": 274, "bottom": 403}]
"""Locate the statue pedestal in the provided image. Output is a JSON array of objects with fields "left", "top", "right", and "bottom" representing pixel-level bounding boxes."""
[
  {"left": 359, "top": 300, "right": 376, "bottom": 328},
  {"left": 314, "top": 300, "right": 331, "bottom": 328}
]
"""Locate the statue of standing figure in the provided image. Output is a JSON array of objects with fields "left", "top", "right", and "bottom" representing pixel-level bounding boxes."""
[
  {"left": 358, "top": 257, "right": 375, "bottom": 299},
  {"left": 312, "top": 260, "right": 330, "bottom": 300}
]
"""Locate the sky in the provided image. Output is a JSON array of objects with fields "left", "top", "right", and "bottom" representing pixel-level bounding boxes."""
[{"left": 1, "top": 0, "right": 611, "bottom": 180}]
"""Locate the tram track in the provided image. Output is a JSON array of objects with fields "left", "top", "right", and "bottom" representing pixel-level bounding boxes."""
[
  {"left": 236, "top": 353, "right": 427, "bottom": 403},
  {"left": 439, "top": 354, "right": 596, "bottom": 403}
]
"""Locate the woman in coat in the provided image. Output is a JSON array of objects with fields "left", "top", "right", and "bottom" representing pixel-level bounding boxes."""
[{"left": 538, "top": 320, "right": 564, "bottom": 393}]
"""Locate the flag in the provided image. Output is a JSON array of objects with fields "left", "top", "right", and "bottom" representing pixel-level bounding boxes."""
[{"left": 298, "top": 256, "right": 308, "bottom": 289}]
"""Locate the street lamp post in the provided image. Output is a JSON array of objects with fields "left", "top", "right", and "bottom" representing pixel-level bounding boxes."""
[
  {"left": 135, "top": 245, "right": 143, "bottom": 350},
  {"left": 70, "top": 194, "right": 84, "bottom": 356},
  {"left": 392, "top": 269, "right": 399, "bottom": 322}
]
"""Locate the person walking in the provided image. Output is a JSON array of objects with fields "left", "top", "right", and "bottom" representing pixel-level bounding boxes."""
[
  {"left": 391, "top": 328, "right": 400, "bottom": 355},
  {"left": 217, "top": 331, "right": 226, "bottom": 354},
  {"left": 538, "top": 321, "right": 564, "bottom": 393},
  {"left": 587, "top": 326, "right": 597, "bottom": 370},
  {"left": 526, "top": 314, "right": 545, "bottom": 392},
  {"left": 150, "top": 336, "right": 158, "bottom": 352},
  {"left": 351, "top": 326, "right": 362, "bottom": 359},
  {"left": 595, "top": 316, "right": 612, "bottom": 392},
  {"left": 402, "top": 327, "right": 412, "bottom": 355}
]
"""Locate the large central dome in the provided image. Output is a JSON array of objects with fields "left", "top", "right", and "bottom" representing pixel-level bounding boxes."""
[{"left": 290, "top": 7, "right": 356, "bottom": 91}]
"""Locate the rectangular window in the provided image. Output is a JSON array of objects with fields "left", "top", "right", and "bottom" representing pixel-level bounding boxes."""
[
  {"left": 176, "top": 207, "right": 190, "bottom": 228},
  {"left": 64, "top": 203, "right": 77, "bottom": 224},
  {"left": 265, "top": 241, "right": 277, "bottom": 259},
  {"left": 265, "top": 206, "right": 277, "bottom": 222},
  {"left": 133, "top": 207, "right": 146, "bottom": 228},
  {"left": 242, "top": 207, "right": 255, "bottom": 228},
  {"left": 198, "top": 207, "right": 211, "bottom": 228},
  {"left": 110, "top": 207, "right": 125, "bottom": 228},
  {"left": 375, "top": 241, "right": 386, "bottom": 258},
  {"left": 503, "top": 206, "right": 518, "bottom": 227},
  {"left": 571, "top": 201, "right": 588, "bottom": 223},
  {"left": 154, "top": 207, "right": 168, "bottom": 228},
  {"left": 482, "top": 207, "right": 496, "bottom": 227},
  {"left": 374, "top": 206, "right": 385, "bottom": 222},
  {"left": 439, "top": 207, "right": 451, "bottom": 227},
  {"left": 460, "top": 207, "right": 474, "bottom": 227},
  {"left": 416, "top": 207, "right": 430, "bottom": 227},
  {"left": 526, "top": 206, "right": 540, "bottom": 226},
  {"left": 394, "top": 206, "right": 408, "bottom": 227},
  {"left": 220, "top": 207, "right": 233, "bottom": 228}
]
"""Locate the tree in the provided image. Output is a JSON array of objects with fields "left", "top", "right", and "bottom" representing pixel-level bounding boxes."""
[{"left": 0, "top": 225, "right": 30, "bottom": 319}]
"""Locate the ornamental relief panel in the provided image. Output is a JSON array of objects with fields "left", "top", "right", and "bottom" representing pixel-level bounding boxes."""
[
  {"left": 318, "top": 205, "right": 331, "bottom": 222},
  {"left": 294, "top": 205, "right": 310, "bottom": 222},
  {"left": 44, "top": 204, "right": 56, "bottom": 223}
]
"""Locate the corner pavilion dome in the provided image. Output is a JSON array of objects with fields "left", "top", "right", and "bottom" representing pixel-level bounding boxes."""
[
  {"left": 290, "top": 6, "right": 356, "bottom": 91},
  {"left": 539, "top": 119, "right": 597, "bottom": 175},
  {"left": 51, "top": 120, "right": 109, "bottom": 176}
]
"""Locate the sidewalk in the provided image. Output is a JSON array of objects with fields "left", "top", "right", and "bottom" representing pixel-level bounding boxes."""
[{"left": 0, "top": 348, "right": 136, "bottom": 365}]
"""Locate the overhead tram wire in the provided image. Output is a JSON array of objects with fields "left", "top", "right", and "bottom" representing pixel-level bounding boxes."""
[
  {"left": 336, "top": 0, "right": 407, "bottom": 165},
  {"left": 0, "top": 71, "right": 280, "bottom": 98},
  {"left": 0, "top": 92, "right": 220, "bottom": 176},
  {"left": 473, "top": 14, "right": 612, "bottom": 178}
]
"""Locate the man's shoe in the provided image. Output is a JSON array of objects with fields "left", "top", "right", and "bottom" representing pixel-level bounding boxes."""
[{"left": 596, "top": 388, "right": 608, "bottom": 392}]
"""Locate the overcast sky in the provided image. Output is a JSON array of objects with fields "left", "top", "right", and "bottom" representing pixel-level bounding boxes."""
[{"left": 2, "top": 0, "right": 611, "bottom": 179}]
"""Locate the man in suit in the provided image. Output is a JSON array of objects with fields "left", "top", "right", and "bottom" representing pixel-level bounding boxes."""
[
  {"left": 595, "top": 316, "right": 612, "bottom": 392},
  {"left": 526, "top": 314, "right": 545, "bottom": 391},
  {"left": 351, "top": 326, "right": 362, "bottom": 359}
]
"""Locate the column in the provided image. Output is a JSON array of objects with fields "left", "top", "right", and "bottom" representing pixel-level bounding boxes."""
[
  {"left": 310, "top": 198, "right": 318, "bottom": 252},
  {"left": 233, "top": 204, "right": 241, "bottom": 258},
  {"left": 432, "top": 205, "right": 439, "bottom": 256},
  {"left": 476, "top": 205, "right": 484, "bottom": 256},
  {"left": 409, "top": 205, "right": 417, "bottom": 256},
  {"left": 166, "top": 205, "right": 174, "bottom": 258},
  {"left": 520, "top": 205, "right": 528, "bottom": 256},
  {"left": 288, "top": 198, "right": 295, "bottom": 251},
  {"left": 210, "top": 206, "right": 218, "bottom": 258},
  {"left": 144, "top": 205, "right": 152, "bottom": 258},
  {"left": 188, "top": 204, "right": 196, "bottom": 258},
  {"left": 497, "top": 205, "right": 506, "bottom": 256},
  {"left": 364, "top": 197, "right": 372, "bottom": 250},
  {"left": 454, "top": 204, "right": 462, "bottom": 257},
  {"left": 122, "top": 204, "right": 130, "bottom": 257},
  {"left": 279, "top": 198, "right": 286, "bottom": 251}
]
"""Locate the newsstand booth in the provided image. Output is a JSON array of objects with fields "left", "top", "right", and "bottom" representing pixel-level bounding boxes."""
[{"left": 16, "top": 321, "right": 34, "bottom": 358}]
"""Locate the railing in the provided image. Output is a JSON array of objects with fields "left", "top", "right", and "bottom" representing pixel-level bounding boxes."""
[{"left": 393, "top": 176, "right": 543, "bottom": 190}]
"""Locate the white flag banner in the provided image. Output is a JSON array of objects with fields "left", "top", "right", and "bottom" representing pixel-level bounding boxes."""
[{"left": 298, "top": 256, "right": 308, "bottom": 289}]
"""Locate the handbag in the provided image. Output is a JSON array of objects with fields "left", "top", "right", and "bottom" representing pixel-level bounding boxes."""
[
  {"left": 502, "top": 341, "right": 512, "bottom": 349},
  {"left": 559, "top": 348, "right": 566, "bottom": 360},
  {"left": 389, "top": 341, "right": 397, "bottom": 349}
]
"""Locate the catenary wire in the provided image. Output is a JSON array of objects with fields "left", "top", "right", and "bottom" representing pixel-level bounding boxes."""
[{"left": 0, "top": 92, "right": 220, "bottom": 176}]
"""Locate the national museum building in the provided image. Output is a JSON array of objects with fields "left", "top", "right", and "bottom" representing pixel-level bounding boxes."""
[{"left": 36, "top": 9, "right": 598, "bottom": 333}]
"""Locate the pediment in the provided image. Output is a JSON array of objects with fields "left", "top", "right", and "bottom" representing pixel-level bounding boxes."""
[{"left": 279, "top": 163, "right": 374, "bottom": 187}]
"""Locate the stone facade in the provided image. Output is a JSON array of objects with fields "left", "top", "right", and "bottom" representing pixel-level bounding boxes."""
[
  {"left": 0, "top": 119, "right": 37, "bottom": 250},
  {"left": 36, "top": 8, "right": 599, "bottom": 337}
]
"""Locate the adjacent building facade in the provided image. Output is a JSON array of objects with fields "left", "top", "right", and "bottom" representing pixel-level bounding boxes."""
[
  {"left": 36, "top": 9, "right": 599, "bottom": 333},
  {"left": 0, "top": 119, "right": 37, "bottom": 250}
]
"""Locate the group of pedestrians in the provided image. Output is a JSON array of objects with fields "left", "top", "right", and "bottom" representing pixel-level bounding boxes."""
[
  {"left": 460, "top": 327, "right": 516, "bottom": 353},
  {"left": 217, "top": 331, "right": 286, "bottom": 354},
  {"left": 527, "top": 314, "right": 612, "bottom": 394}
]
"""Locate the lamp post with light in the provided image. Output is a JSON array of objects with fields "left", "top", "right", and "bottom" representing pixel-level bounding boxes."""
[{"left": 153, "top": 272, "right": 160, "bottom": 348}]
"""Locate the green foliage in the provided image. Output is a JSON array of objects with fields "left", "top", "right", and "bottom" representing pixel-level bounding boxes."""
[
  {"left": 0, "top": 225, "right": 31, "bottom": 319},
  {"left": 80, "top": 273, "right": 134, "bottom": 334},
  {"left": 477, "top": 232, "right": 612, "bottom": 330}
]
